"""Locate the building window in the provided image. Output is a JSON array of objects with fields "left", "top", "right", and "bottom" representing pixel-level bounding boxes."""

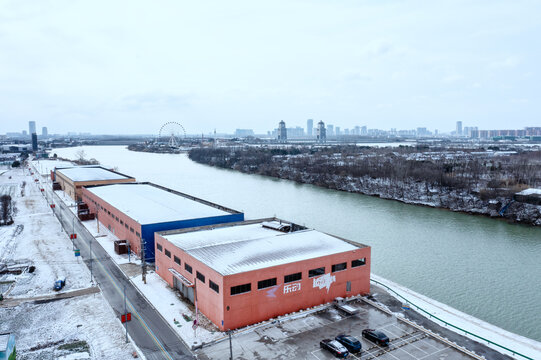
[
  {"left": 284, "top": 272, "right": 302, "bottom": 283},
  {"left": 156, "top": 243, "right": 163, "bottom": 252},
  {"left": 196, "top": 271, "right": 205, "bottom": 283},
  {"left": 309, "top": 267, "right": 325, "bottom": 278},
  {"left": 111, "top": 213, "right": 114, "bottom": 218},
  {"left": 231, "top": 283, "right": 251, "bottom": 295},
  {"left": 107, "top": 210, "right": 110, "bottom": 215},
  {"left": 332, "top": 262, "right": 347, "bottom": 272},
  {"left": 165, "top": 249, "right": 171, "bottom": 258},
  {"left": 130, "top": 227, "right": 134, "bottom": 233},
  {"left": 209, "top": 280, "right": 219, "bottom": 293},
  {"left": 174, "top": 256, "right": 181, "bottom": 265},
  {"left": 125, "top": 224, "right": 129, "bottom": 229},
  {"left": 115, "top": 216, "right": 119, "bottom": 222},
  {"left": 185, "top": 263, "right": 192, "bottom": 274},
  {"left": 136, "top": 232, "right": 140, "bottom": 238},
  {"left": 346, "top": 281, "right": 351, "bottom": 292},
  {"left": 120, "top": 220, "right": 124, "bottom": 225},
  {"left": 351, "top": 258, "right": 366, "bottom": 267},
  {"left": 258, "top": 278, "right": 277, "bottom": 290}
]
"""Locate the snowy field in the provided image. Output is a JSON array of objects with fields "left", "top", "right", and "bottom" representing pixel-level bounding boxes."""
[{"left": 0, "top": 165, "right": 138, "bottom": 359}]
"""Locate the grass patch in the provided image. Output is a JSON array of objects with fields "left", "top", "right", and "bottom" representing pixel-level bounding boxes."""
[{"left": 57, "top": 340, "right": 90, "bottom": 353}]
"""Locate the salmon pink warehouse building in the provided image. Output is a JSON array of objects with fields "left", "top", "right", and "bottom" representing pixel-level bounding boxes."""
[
  {"left": 155, "top": 219, "right": 371, "bottom": 330},
  {"left": 81, "top": 182, "right": 244, "bottom": 260}
]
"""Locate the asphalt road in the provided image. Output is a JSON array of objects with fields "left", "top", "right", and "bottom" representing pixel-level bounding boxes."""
[{"left": 40, "top": 178, "right": 194, "bottom": 360}]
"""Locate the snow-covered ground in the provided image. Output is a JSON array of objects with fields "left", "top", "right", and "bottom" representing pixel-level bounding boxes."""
[
  {"left": 372, "top": 273, "right": 541, "bottom": 359},
  {"left": 30, "top": 159, "right": 74, "bottom": 176},
  {"left": 0, "top": 164, "right": 138, "bottom": 359}
]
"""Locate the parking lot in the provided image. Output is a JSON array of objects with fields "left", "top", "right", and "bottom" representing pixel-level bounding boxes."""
[{"left": 196, "top": 298, "right": 478, "bottom": 360}]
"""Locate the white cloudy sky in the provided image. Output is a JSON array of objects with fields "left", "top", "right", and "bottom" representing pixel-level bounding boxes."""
[{"left": 0, "top": 0, "right": 539, "bottom": 135}]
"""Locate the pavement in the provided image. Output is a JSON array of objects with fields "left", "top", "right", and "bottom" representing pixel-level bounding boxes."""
[
  {"left": 0, "top": 286, "right": 100, "bottom": 307},
  {"left": 195, "top": 296, "right": 512, "bottom": 360},
  {"left": 45, "top": 183, "right": 194, "bottom": 360}
]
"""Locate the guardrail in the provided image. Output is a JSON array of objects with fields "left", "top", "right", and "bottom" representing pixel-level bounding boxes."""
[{"left": 370, "top": 278, "right": 533, "bottom": 360}]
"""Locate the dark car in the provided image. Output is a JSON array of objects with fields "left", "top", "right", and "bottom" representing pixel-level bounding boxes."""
[
  {"left": 335, "top": 334, "right": 362, "bottom": 353},
  {"left": 362, "top": 329, "right": 389, "bottom": 346},
  {"left": 320, "top": 339, "right": 349, "bottom": 358}
]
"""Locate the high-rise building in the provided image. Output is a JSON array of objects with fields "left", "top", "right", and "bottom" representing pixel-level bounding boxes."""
[
  {"left": 317, "top": 121, "right": 326, "bottom": 143},
  {"left": 31, "top": 133, "right": 38, "bottom": 151},
  {"left": 326, "top": 124, "right": 334, "bottom": 136},
  {"left": 361, "top": 126, "right": 367, "bottom": 135},
  {"left": 456, "top": 121, "right": 463, "bottom": 136},
  {"left": 353, "top": 126, "right": 360, "bottom": 135},
  {"left": 307, "top": 119, "right": 313, "bottom": 137},
  {"left": 22, "top": 130, "right": 27, "bottom": 136},
  {"left": 29, "top": 121, "right": 36, "bottom": 135},
  {"left": 277, "top": 120, "right": 287, "bottom": 142},
  {"left": 42, "top": 127, "right": 48, "bottom": 137},
  {"left": 335, "top": 126, "right": 341, "bottom": 136}
]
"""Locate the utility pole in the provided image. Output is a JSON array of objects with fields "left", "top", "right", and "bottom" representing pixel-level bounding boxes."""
[
  {"left": 124, "top": 285, "right": 128, "bottom": 343},
  {"left": 90, "top": 237, "right": 93, "bottom": 283},
  {"left": 228, "top": 330, "right": 233, "bottom": 360},
  {"left": 141, "top": 238, "right": 146, "bottom": 284},
  {"left": 95, "top": 205, "right": 99, "bottom": 233}
]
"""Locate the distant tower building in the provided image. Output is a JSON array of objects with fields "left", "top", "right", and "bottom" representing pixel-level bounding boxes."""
[
  {"left": 456, "top": 121, "right": 463, "bottom": 136},
  {"left": 307, "top": 119, "right": 313, "bottom": 137},
  {"left": 22, "top": 130, "right": 27, "bottom": 136},
  {"left": 42, "top": 127, "right": 48, "bottom": 137},
  {"left": 29, "top": 121, "right": 36, "bottom": 135},
  {"left": 31, "top": 133, "right": 38, "bottom": 151},
  {"left": 326, "top": 124, "right": 334, "bottom": 137},
  {"left": 277, "top": 120, "right": 287, "bottom": 142},
  {"left": 317, "top": 121, "right": 326, "bottom": 143},
  {"left": 361, "top": 126, "right": 367, "bottom": 135},
  {"left": 335, "top": 126, "right": 341, "bottom": 136}
]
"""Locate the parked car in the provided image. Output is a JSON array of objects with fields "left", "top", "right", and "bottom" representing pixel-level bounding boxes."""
[
  {"left": 362, "top": 329, "right": 389, "bottom": 346},
  {"left": 53, "top": 277, "right": 66, "bottom": 291},
  {"left": 320, "top": 339, "right": 349, "bottom": 358},
  {"left": 335, "top": 334, "right": 362, "bottom": 353}
]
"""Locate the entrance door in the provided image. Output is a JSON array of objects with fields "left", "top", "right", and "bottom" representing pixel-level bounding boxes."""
[{"left": 173, "top": 277, "right": 194, "bottom": 304}]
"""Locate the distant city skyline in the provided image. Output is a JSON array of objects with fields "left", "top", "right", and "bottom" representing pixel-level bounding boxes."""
[{"left": 0, "top": 1, "right": 539, "bottom": 135}]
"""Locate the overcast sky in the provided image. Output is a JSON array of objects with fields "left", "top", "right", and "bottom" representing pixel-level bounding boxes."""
[{"left": 0, "top": 0, "right": 539, "bottom": 135}]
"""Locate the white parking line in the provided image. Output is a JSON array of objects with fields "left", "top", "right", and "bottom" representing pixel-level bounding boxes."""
[
  {"left": 311, "top": 349, "right": 323, "bottom": 359},
  {"left": 418, "top": 345, "right": 450, "bottom": 359}
]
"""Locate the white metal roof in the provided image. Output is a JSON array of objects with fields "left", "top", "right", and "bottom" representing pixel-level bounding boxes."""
[
  {"left": 57, "top": 167, "right": 130, "bottom": 182},
  {"left": 87, "top": 184, "right": 230, "bottom": 224},
  {"left": 163, "top": 223, "right": 359, "bottom": 275}
]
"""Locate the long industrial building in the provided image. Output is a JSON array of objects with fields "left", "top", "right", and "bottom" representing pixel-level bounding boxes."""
[
  {"left": 155, "top": 219, "right": 371, "bottom": 330},
  {"left": 55, "top": 165, "right": 136, "bottom": 201},
  {"left": 81, "top": 182, "right": 244, "bottom": 260}
]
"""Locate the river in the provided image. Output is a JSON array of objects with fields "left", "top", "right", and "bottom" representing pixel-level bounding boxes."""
[{"left": 53, "top": 145, "right": 541, "bottom": 342}]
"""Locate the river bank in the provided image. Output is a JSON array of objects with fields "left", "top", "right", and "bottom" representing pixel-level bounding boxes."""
[{"left": 188, "top": 146, "right": 541, "bottom": 226}]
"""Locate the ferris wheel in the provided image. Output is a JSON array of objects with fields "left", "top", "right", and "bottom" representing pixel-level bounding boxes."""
[{"left": 158, "top": 122, "right": 186, "bottom": 147}]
